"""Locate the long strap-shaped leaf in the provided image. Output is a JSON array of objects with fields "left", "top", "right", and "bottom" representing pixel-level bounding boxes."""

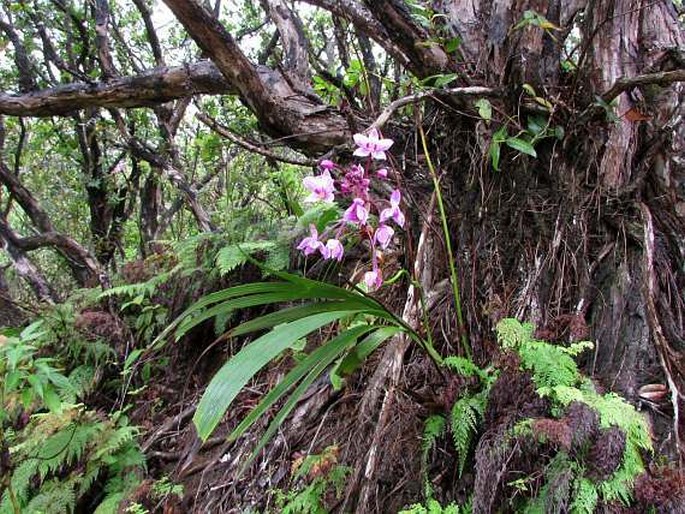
[
  {"left": 230, "top": 301, "right": 391, "bottom": 337},
  {"left": 333, "top": 326, "right": 401, "bottom": 379},
  {"left": 228, "top": 324, "right": 379, "bottom": 445},
  {"left": 272, "top": 269, "right": 384, "bottom": 311},
  {"left": 239, "top": 324, "right": 376, "bottom": 470},
  {"left": 173, "top": 290, "right": 369, "bottom": 340},
  {"left": 192, "top": 311, "right": 354, "bottom": 442},
  {"left": 152, "top": 282, "right": 300, "bottom": 347},
  {"left": 154, "top": 277, "right": 383, "bottom": 349}
]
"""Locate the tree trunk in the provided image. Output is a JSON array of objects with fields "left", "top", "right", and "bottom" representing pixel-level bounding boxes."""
[
  {"left": 0, "top": 161, "right": 103, "bottom": 287},
  {"left": 441, "top": 0, "right": 685, "bottom": 459},
  {"left": 139, "top": 170, "right": 161, "bottom": 256},
  {"left": 0, "top": 218, "right": 55, "bottom": 303}
]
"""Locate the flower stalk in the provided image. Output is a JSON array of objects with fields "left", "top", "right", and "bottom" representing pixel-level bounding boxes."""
[{"left": 418, "top": 124, "right": 472, "bottom": 360}]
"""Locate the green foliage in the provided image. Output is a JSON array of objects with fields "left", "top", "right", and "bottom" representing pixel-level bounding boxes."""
[
  {"left": 399, "top": 499, "right": 461, "bottom": 514},
  {"left": 512, "top": 10, "right": 561, "bottom": 33},
  {"left": 0, "top": 321, "right": 82, "bottom": 423},
  {"left": 451, "top": 388, "right": 489, "bottom": 477},
  {"left": 0, "top": 305, "right": 144, "bottom": 514},
  {"left": 156, "top": 265, "right": 425, "bottom": 467},
  {"left": 421, "top": 415, "right": 447, "bottom": 497},
  {"left": 570, "top": 477, "right": 599, "bottom": 514},
  {"left": 495, "top": 319, "right": 652, "bottom": 510},
  {"left": 495, "top": 318, "right": 585, "bottom": 391},
  {"left": 121, "top": 476, "right": 184, "bottom": 514},
  {"left": 0, "top": 407, "right": 144, "bottom": 514},
  {"left": 421, "top": 356, "right": 494, "bottom": 501},
  {"left": 273, "top": 447, "right": 350, "bottom": 514},
  {"left": 215, "top": 239, "right": 290, "bottom": 276}
]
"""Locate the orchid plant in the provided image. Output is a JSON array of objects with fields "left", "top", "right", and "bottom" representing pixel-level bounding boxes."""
[{"left": 297, "top": 128, "right": 404, "bottom": 290}]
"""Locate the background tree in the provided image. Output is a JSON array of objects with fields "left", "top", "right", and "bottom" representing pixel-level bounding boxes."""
[{"left": 0, "top": 0, "right": 683, "bottom": 511}]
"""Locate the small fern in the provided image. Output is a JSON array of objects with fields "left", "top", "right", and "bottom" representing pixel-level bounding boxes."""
[
  {"left": 421, "top": 415, "right": 447, "bottom": 497},
  {"left": 273, "top": 446, "right": 350, "bottom": 514},
  {"left": 495, "top": 319, "right": 652, "bottom": 510},
  {"left": 496, "top": 320, "right": 582, "bottom": 392},
  {"left": 451, "top": 388, "right": 488, "bottom": 477},
  {"left": 399, "top": 499, "right": 461, "bottom": 514},
  {"left": 215, "top": 239, "right": 290, "bottom": 276},
  {"left": 0, "top": 407, "right": 145, "bottom": 513},
  {"left": 443, "top": 356, "right": 485, "bottom": 379},
  {"left": 570, "top": 477, "right": 599, "bottom": 514}
]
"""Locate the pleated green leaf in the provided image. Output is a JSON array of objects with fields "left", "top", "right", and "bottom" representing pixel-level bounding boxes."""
[
  {"left": 242, "top": 324, "right": 375, "bottom": 469},
  {"left": 192, "top": 311, "right": 353, "bottom": 442},
  {"left": 229, "top": 324, "right": 377, "bottom": 446}
]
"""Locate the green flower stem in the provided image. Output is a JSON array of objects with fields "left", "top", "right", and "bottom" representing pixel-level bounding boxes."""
[{"left": 418, "top": 125, "right": 472, "bottom": 360}]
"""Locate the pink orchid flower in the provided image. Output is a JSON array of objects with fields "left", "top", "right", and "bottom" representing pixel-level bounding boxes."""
[
  {"left": 374, "top": 224, "right": 394, "bottom": 249},
  {"left": 380, "top": 189, "right": 405, "bottom": 228},
  {"left": 324, "top": 239, "right": 344, "bottom": 261},
  {"left": 297, "top": 225, "right": 325, "bottom": 256},
  {"left": 376, "top": 167, "right": 388, "bottom": 178},
  {"left": 340, "top": 164, "right": 370, "bottom": 198},
  {"left": 353, "top": 128, "right": 394, "bottom": 160},
  {"left": 319, "top": 159, "right": 335, "bottom": 171},
  {"left": 363, "top": 269, "right": 383, "bottom": 290},
  {"left": 303, "top": 170, "right": 335, "bottom": 203},
  {"left": 343, "top": 198, "right": 369, "bottom": 225}
]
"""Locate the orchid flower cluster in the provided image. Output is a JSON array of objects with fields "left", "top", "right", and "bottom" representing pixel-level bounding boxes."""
[{"left": 297, "top": 128, "right": 404, "bottom": 290}]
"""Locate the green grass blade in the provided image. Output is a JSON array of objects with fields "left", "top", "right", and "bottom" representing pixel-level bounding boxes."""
[
  {"left": 229, "top": 324, "right": 378, "bottom": 443},
  {"left": 192, "top": 311, "right": 353, "bottom": 442}
]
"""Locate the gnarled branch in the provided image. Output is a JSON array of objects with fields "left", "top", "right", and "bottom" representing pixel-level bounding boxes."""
[{"left": 0, "top": 61, "right": 233, "bottom": 117}]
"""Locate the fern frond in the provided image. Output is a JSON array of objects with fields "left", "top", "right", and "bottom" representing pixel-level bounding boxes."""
[
  {"left": 443, "top": 356, "right": 482, "bottom": 378},
  {"left": 518, "top": 340, "right": 579, "bottom": 391},
  {"left": 37, "top": 423, "right": 97, "bottom": 480},
  {"left": 423, "top": 415, "right": 447, "bottom": 455},
  {"left": 68, "top": 365, "right": 97, "bottom": 399},
  {"left": 215, "top": 240, "right": 290, "bottom": 276},
  {"left": 570, "top": 477, "right": 598, "bottom": 514},
  {"left": 94, "top": 425, "right": 138, "bottom": 461},
  {"left": 495, "top": 318, "right": 535, "bottom": 349},
  {"left": 421, "top": 415, "right": 446, "bottom": 498},
  {"left": 2, "top": 459, "right": 38, "bottom": 508},
  {"left": 92, "top": 491, "right": 125, "bottom": 514},
  {"left": 25, "top": 477, "right": 77, "bottom": 514},
  {"left": 450, "top": 389, "right": 487, "bottom": 477}
]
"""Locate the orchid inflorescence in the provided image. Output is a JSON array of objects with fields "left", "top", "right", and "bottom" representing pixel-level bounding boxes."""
[{"left": 297, "top": 128, "right": 404, "bottom": 290}]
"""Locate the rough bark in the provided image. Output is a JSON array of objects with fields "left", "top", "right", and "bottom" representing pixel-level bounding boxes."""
[
  {"left": 162, "top": 0, "right": 349, "bottom": 153},
  {"left": 0, "top": 161, "right": 103, "bottom": 286},
  {"left": 261, "top": 0, "right": 311, "bottom": 84},
  {"left": 0, "top": 219, "right": 56, "bottom": 303}
]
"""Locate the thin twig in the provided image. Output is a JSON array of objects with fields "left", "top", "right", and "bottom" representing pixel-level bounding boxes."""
[
  {"left": 195, "top": 112, "right": 317, "bottom": 167},
  {"left": 370, "top": 86, "right": 497, "bottom": 130}
]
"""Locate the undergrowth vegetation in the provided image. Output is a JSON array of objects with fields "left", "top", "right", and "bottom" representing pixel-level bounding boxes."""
[
  {"left": 417, "top": 319, "right": 652, "bottom": 513},
  {"left": 0, "top": 318, "right": 144, "bottom": 514}
]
